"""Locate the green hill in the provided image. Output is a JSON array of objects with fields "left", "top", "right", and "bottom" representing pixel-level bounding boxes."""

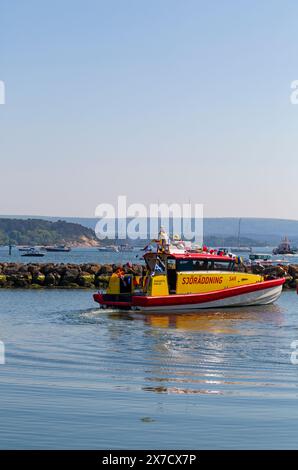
[{"left": 0, "top": 219, "right": 98, "bottom": 246}]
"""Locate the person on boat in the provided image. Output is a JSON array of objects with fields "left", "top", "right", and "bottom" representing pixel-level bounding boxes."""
[
  {"left": 124, "top": 262, "right": 140, "bottom": 288},
  {"left": 171, "top": 234, "right": 185, "bottom": 250},
  {"left": 113, "top": 266, "right": 125, "bottom": 277},
  {"left": 158, "top": 227, "right": 170, "bottom": 252},
  {"left": 234, "top": 256, "right": 247, "bottom": 273},
  {"left": 112, "top": 266, "right": 134, "bottom": 291}
]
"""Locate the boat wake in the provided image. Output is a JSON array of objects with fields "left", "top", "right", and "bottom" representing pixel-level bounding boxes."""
[{"left": 57, "top": 307, "right": 121, "bottom": 324}]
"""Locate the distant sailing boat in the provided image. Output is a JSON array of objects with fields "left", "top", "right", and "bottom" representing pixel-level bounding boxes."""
[{"left": 230, "top": 218, "right": 251, "bottom": 253}]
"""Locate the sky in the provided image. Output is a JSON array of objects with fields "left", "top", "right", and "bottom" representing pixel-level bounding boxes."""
[{"left": 1, "top": 0, "right": 298, "bottom": 219}]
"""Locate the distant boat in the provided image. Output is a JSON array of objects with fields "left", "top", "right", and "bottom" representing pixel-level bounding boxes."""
[
  {"left": 273, "top": 237, "right": 297, "bottom": 255},
  {"left": 231, "top": 218, "right": 252, "bottom": 253},
  {"left": 118, "top": 244, "right": 133, "bottom": 252},
  {"left": 230, "top": 247, "right": 252, "bottom": 253},
  {"left": 21, "top": 248, "right": 45, "bottom": 257},
  {"left": 98, "top": 245, "right": 119, "bottom": 252},
  {"left": 248, "top": 253, "right": 290, "bottom": 267},
  {"left": 249, "top": 253, "right": 272, "bottom": 262},
  {"left": 45, "top": 245, "right": 71, "bottom": 252},
  {"left": 18, "top": 246, "right": 33, "bottom": 252}
]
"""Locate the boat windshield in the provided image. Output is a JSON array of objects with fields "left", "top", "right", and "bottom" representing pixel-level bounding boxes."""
[{"left": 177, "top": 259, "right": 234, "bottom": 272}]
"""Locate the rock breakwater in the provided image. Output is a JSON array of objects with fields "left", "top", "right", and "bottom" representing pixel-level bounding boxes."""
[
  {"left": 0, "top": 262, "right": 297, "bottom": 289},
  {"left": 0, "top": 262, "right": 144, "bottom": 289},
  {"left": 250, "top": 264, "right": 298, "bottom": 289}
]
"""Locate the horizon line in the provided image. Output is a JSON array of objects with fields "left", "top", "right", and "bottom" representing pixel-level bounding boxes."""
[{"left": 1, "top": 214, "right": 298, "bottom": 223}]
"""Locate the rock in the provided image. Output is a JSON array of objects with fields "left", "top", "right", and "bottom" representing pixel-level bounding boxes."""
[
  {"left": 59, "top": 267, "right": 80, "bottom": 287},
  {"left": 252, "top": 264, "right": 265, "bottom": 274},
  {"left": 90, "top": 264, "right": 101, "bottom": 274},
  {"left": 80, "top": 264, "right": 101, "bottom": 275},
  {"left": 60, "top": 268, "right": 80, "bottom": 285},
  {"left": 53, "top": 264, "right": 68, "bottom": 276},
  {"left": 44, "top": 273, "right": 58, "bottom": 286},
  {"left": 263, "top": 265, "right": 287, "bottom": 277},
  {"left": 18, "top": 265, "right": 30, "bottom": 273},
  {"left": 59, "top": 283, "right": 81, "bottom": 289},
  {"left": 40, "top": 263, "right": 56, "bottom": 275},
  {"left": 41, "top": 263, "right": 69, "bottom": 276},
  {"left": 3, "top": 264, "right": 22, "bottom": 275},
  {"left": 0, "top": 274, "right": 7, "bottom": 286},
  {"left": 77, "top": 272, "right": 95, "bottom": 287},
  {"left": 9, "top": 273, "right": 32, "bottom": 288},
  {"left": 95, "top": 274, "right": 110, "bottom": 288},
  {"left": 27, "top": 264, "right": 43, "bottom": 275},
  {"left": 283, "top": 275, "right": 295, "bottom": 289},
  {"left": 32, "top": 272, "right": 45, "bottom": 285},
  {"left": 288, "top": 265, "right": 298, "bottom": 279},
  {"left": 98, "top": 264, "right": 113, "bottom": 275}
]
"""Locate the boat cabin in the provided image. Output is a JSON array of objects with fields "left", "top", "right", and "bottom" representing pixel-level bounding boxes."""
[
  {"left": 142, "top": 252, "right": 250, "bottom": 296},
  {"left": 249, "top": 253, "right": 271, "bottom": 261},
  {"left": 105, "top": 246, "right": 263, "bottom": 299}
]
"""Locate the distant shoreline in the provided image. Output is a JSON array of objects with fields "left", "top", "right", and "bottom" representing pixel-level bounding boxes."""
[{"left": 2, "top": 216, "right": 298, "bottom": 246}]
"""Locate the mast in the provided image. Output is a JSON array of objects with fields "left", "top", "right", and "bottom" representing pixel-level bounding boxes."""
[{"left": 237, "top": 218, "right": 242, "bottom": 248}]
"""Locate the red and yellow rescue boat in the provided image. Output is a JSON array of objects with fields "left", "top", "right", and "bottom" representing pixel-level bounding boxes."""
[{"left": 93, "top": 238, "right": 285, "bottom": 312}]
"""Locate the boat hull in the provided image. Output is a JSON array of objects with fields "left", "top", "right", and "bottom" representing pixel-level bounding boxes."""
[
  {"left": 21, "top": 253, "right": 45, "bottom": 257},
  {"left": 45, "top": 248, "right": 71, "bottom": 252},
  {"left": 93, "top": 278, "right": 285, "bottom": 312}
]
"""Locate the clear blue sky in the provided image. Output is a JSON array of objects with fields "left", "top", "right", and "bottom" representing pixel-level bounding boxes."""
[{"left": 1, "top": 0, "right": 298, "bottom": 218}]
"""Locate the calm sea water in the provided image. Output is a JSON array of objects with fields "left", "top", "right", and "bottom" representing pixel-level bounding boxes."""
[
  {"left": 1, "top": 245, "right": 298, "bottom": 266},
  {"left": 0, "top": 288, "right": 298, "bottom": 449},
  {"left": 0, "top": 246, "right": 143, "bottom": 265},
  {"left": 1, "top": 246, "right": 298, "bottom": 449}
]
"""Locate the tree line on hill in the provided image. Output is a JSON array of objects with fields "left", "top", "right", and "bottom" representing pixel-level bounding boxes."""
[{"left": 0, "top": 219, "right": 97, "bottom": 246}]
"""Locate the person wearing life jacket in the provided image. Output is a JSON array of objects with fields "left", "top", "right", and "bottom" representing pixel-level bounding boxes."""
[
  {"left": 113, "top": 266, "right": 125, "bottom": 278},
  {"left": 113, "top": 265, "right": 134, "bottom": 292},
  {"left": 125, "top": 262, "right": 139, "bottom": 288},
  {"left": 110, "top": 266, "right": 125, "bottom": 291}
]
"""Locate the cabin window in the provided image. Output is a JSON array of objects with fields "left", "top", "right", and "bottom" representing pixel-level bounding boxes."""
[
  {"left": 177, "top": 259, "right": 209, "bottom": 271},
  {"left": 177, "top": 259, "right": 234, "bottom": 272},
  {"left": 167, "top": 259, "right": 176, "bottom": 270},
  {"left": 210, "top": 261, "right": 234, "bottom": 271}
]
